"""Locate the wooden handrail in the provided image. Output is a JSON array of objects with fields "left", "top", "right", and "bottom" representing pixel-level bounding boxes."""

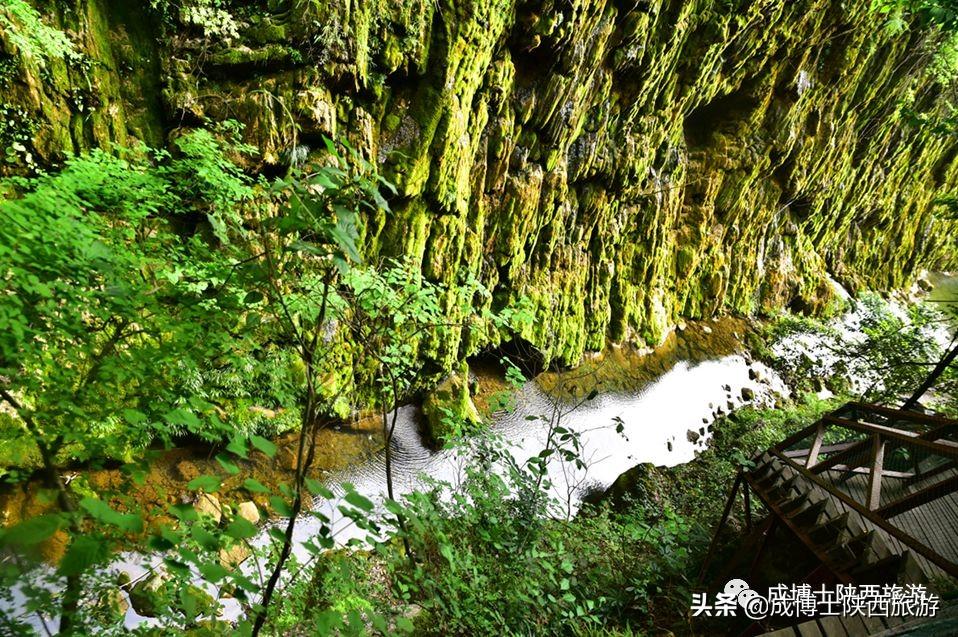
[
  {"left": 769, "top": 449, "right": 958, "bottom": 579},
  {"left": 847, "top": 402, "right": 958, "bottom": 427},
  {"left": 877, "top": 474, "right": 958, "bottom": 519},
  {"left": 822, "top": 416, "right": 958, "bottom": 461}
]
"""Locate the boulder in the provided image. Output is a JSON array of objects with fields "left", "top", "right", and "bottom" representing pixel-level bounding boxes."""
[
  {"left": 129, "top": 572, "right": 169, "bottom": 618},
  {"left": 741, "top": 387, "right": 755, "bottom": 401},
  {"left": 582, "top": 462, "right": 667, "bottom": 512},
  {"left": 219, "top": 542, "right": 250, "bottom": 568},
  {"left": 237, "top": 501, "right": 260, "bottom": 525},
  {"left": 194, "top": 493, "right": 222, "bottom": 524},
  {"left": 173, "top": 460, "right": 201, "bottom": 482}
]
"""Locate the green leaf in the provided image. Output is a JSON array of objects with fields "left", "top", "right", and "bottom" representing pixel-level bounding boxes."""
[
  {"left": 226, "top": 436, "right": 248, "bottom": 459},
  {"left": 269, "top": 495, "right": 293, "bottom": 517},
  {"left": 343, "top": 491, "right": 374, "bottom": 512},
  {"left": 191, "top": 525, "right": 220, "bottom": 551},
  {"left": 304, "top": 478, "right": 334, "bottom": 499},
  {"left": 79, "top": 497, "right": 143, "bottom": 533},
  {"left": 187, "top": 475, "right": 222, "bottom": 493},
  {"left": 1, "top": 515, "right": 63, "bottom": 546},
  {"left": 216, "top": 453, "right": 241, "bottom": 475},
  {"left": 242, "top": 478, "right": 271, "bottom": 494},
  {"left": 169, "top": 503, "right": 199, "bottom": 522},
  {"left": 243, "top": 290, "right": 264, "bottom": 305},
  {"left": 59, "top": 535, "right": 109, "bottom": 576},
  {"left": 198, "top": 561, "right": 230, "bottom": 583},
  {"left": 122, "top": 409, "right": 147, "bottom": 425},
  {"left": 164, "top": 408, "right": 201, "bottom": 429},
  {"left": 250, "top": 435, "right": 277, "bottom": 458},
  {"left": 225, "top": 517, "right": 258, "bottom": 541}
]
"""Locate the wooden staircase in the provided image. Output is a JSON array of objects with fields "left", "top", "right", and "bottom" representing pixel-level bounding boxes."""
[
  {"left": 746, "top": 452, "right": 926, "bottom": 588},
  {"left": 699, "top": 403, "right": 958, "bottom": 636}
]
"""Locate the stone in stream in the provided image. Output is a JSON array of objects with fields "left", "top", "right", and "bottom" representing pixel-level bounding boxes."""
[
  {"left": 194, "top": 493, "right": 222, "bottom": 524},
  {"left": 686, "top": 429, "right": 700, "bottom": 443},
  {"left": 722, "top": 384, "right": 731, "bottom": 391},
  {"left": 237, "top": 500, "right": 260, "bottom": 525},
  {"left": 741, "top": 387, "right": 755, "bottom": 401},
  {"left": 129, "top": 571, "right": 170, "bottom": 618},
  {"left": 421, "top": 361, "right": 481, "bottom": 448},
  {"left": 173, "top": 460, "right": 201, "bottom": 482},
  {"left": 727, "top": 400, "right": 735, "bottom": 411},
  {"left": 748, "top": 367, "right": 760, "bottom": 381},
  {"left": 220, "top": 542, "right": 250, "bottom": 568},
  {"left": 699, "top": 427, "right": 706, "bottom": 436},
  {"left": 702, "top": 417, "right": 709, "bottom": 424},
  {"left": 667, "top": 440, "right": 673, "bottom": 452}
]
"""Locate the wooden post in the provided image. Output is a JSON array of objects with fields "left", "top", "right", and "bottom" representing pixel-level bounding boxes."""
[
  {"left": 867, "top": 434, "right": 885, "bottom": 510},
  {"left": 697, "top": 472, "right": 742, "bottom": 585},
  {"left": 806, "top": 423, "right": 825, "bottom": 469}
]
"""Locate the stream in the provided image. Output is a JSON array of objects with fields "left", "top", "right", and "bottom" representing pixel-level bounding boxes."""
[{"left": 110, "top": 340, "right": 790, "bottom": 630}]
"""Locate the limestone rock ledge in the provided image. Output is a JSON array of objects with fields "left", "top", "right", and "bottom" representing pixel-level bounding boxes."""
[{"left": 3, "top": 0, "right": 957, "bottom": 377}]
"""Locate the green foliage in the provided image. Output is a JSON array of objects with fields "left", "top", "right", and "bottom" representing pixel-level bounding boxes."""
[
  {"left": 0, "top": 0, "right": 79, "bottom": 68},
  {"left": 0, "top": 134, "right": 254, "bottom": 464},
  {"left": 762, "top": 292, "right": 952, "bottom": 406}
]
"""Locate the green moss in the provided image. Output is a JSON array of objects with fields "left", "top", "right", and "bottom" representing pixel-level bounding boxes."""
[
  {"left": 7, "top": 0, "right": 958, "bottom": 408},
  {"left": 420, "top": 362, "right": 482, "bottom": 448}
]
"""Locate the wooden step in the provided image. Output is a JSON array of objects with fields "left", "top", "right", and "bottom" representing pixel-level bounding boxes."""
[
  {"left": 849, "top": 553, "right": 905, "bottom": 585},
  {"left": 808, "top": 512, "right": 851, "bottom": 546},
  {"left": 791, "top": 499, "right": 828, "bottom": 528}
]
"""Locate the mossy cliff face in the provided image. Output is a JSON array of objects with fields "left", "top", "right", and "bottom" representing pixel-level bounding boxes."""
[{"left": 4, "top": 0, "right": 958, "bottom": 373}]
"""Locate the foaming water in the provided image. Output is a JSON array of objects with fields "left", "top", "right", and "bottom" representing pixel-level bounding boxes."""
[{"left": 278, "top": 353, "right": 787, "bottom": 556}]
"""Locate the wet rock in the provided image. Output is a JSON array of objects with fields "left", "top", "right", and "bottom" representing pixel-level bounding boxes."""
[
  {"left": 667, "top": 440, "right": 673, "bottom": 452},
  {"left": 727, "top": 400, "right": 735, "bottom": 411},
  {"left": 584, "top": 462, "right": 667, "bottom": 512},
  {"left": 194, "top": 494, "right": 222, "bottom": 524},
  {"left": 741, "top": 387, "right": 755, "bottom": 401},
  {"left": 686, "top": 429, "right": 700, "bottom": 443},
  {"left": 421, "top": 361, "right": 481, "bottom": 448},
  {"left": 237, "top": 501, "right": 260, "bottom": 525},
  {"left": 219, "top": 542, "right": 250, "bottom": 568},
  {"left": 722, "top": 384, "right": 731, "bottom": 391},
  {"left": 676, "top": 320, "right": 687, "bottom": 331},
  {"left": 748, "top": 367, "right": 761, "bottom": 381},
  {"left": 277, "top": 447, "right": 300, "bottom": 471},
  {"left": 174, "top": 460, "right": 201, "bottom": 482},
  {"left": 702, "top": 417, "right": 709, "bottom": 424},
  {"left": 699, "top": 427, "right": 706, "bottom": 436},
  {"left": 702, "top": 325, "right": 713, "bottom": 334},
  {"left": 129, "top": 572, "right": 170, "bottom": 618}
]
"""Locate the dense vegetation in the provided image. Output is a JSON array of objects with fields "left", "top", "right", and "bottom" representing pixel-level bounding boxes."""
[{"left": 1, "top": 1, "right": 957, "bottom": 636}]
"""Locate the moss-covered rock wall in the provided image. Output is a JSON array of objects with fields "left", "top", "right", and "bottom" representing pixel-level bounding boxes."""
[{"left": 3, "top": 0, "right": 958, "bottom": 371}]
